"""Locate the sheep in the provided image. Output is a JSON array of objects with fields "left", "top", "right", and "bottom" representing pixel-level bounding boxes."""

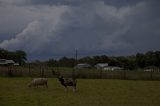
[
  {"left": 58, "top": 76, "right": 77, "bottom": 92},
  {"left": 28, "top": 78, "right": 48, "bottom": 88},
  {"left": 52, "top": 70, "right": 77, "bottom": 92}
]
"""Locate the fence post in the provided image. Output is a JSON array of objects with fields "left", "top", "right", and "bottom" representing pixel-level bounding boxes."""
[
  {"left": 41, "top": 67, "right": 44, "bottom": 78},
  {"left": 20, "top": 68, "right": 22, "bottom": 77},
  {"left": 150, "top": 69, "right": 153, "bottom": 80},
  {"left": 28, "top": 64, "right": 31, "bottom": 77},
  {"left": 7, "top": 65, "right": 13, "bottom": 77},
  {"left": 100, "top": 69, "right": 103, "bottom": 79},
  {"left": 123, "top": 70, "right": 126, "bottom": 80}
]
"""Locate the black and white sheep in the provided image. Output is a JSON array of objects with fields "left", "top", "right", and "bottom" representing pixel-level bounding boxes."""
[
  {"left": 58, "top": 76, "right": 77, "bottom": 92},
  {"left": 52, "top": 70, "right": 77, "bottom": 91},
  {"left": 28, "top": 78, "right": 48, "bottom": 88}
]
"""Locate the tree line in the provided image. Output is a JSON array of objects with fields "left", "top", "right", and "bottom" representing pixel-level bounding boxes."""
[
  {"left": 1, "top": 48, "right": 160, "bottom": 69},
  {"left": 45, "top": 51, "right": 160, "bottom": 70},
  {"left": 0, "top": 48, "right": 27, "bottom": 65}
]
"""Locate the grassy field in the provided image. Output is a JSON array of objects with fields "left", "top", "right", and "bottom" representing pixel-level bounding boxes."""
[{"left": 0, "top": 77, "right": 160, "bottom": 106}]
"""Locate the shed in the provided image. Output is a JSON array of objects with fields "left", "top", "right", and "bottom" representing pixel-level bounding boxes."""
[
  {"left": 0, "top": 59, "right": 15, "bottom": 65},
  {"left": 75, "top": 63, "right": 91, "bottom": 69},
  {"left": 95, "top": 63, "right": 108, "bottom": 69},
  {"left": 103, "top": 66, "right": 122, "bottom": 71}
]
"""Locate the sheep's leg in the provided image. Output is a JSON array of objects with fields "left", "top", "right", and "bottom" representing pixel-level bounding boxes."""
[
  {"left": 45, "top": 83, "right": 48, "bottom": 88},
  {"left": 64, "top": 87, "right": 67, "bottom": 92},
  {"left": 73, "top": 86, "right": 76, "bottom": 92}
]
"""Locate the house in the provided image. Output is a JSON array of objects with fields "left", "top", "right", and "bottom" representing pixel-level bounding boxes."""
[
  {"left": 0, "top": 59, "right": 7, "bottom": 65},
  {"left": 144, "top": 66, "right": 157, "bottom": 72},
  {"left": 95, "top": 63, "right": 108, "bottom": 69},
  {"left": 75, "top": 63, "right": 91, "bottom": 69},
  {"left": 103, "top": 66, "right": 122, "bottom": 71},
  {"left": 14, "top": 63, "right": 20, "bottom": 66},
  {"left": 0, "top": 59, "right": 15, "bottom": 65}
]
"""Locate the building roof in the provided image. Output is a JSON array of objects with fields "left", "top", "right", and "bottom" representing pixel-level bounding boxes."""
[
  {"left": 0, "top": 59, "right": 15, "bottom": 65},
  {"left": 0, "top": 59, "right": 7, "bottom": 65},
  {"left": 6, "top": 60, "right": 15, "bottom": 64},
  {"left": 75, "top": 63, "right": 91, "bottom": 68},
  {"left": 95, "top": 63, "right": 108, "bottom": 68},
  {"left": 103, "top": 66, "right": 122, "bottom": 71}
]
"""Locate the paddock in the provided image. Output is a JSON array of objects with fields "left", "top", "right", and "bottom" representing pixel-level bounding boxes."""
[{"left": 0, "top": 77, "right": 160, "bottom": 106}]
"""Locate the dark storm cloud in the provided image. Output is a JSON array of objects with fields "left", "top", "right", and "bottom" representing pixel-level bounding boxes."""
[
  {"left": 0, "top": 0, "right": 160, "bottom": 60},
  {"left": 27, "top": 0, "right": 143, "bottom": 7}
]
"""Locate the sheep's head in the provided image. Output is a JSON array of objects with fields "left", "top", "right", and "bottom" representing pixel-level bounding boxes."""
[
  {"left": 58, "top": 76, "right": 63, "bottom": 81},
  {"left": 52, "top": 70, "right": 61, "bottom": 77}
]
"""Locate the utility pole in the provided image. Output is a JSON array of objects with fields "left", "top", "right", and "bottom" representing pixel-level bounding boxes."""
[
  {"left": 75, "top": 49, "right": 78, "bottom": 65},
  {"left": 72, "top": 49, "right": 78, "bottom": 78}
]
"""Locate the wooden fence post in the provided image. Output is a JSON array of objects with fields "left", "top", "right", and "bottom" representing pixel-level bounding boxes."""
[
  {"left": 100, "top": 69, "right": 103, "bottom": 79},
  {"left": 150, "top": 69, "right": 153, "bottom": 80},
  {"left": 123, "top": 70, "right": 126, "bottom": 80},
  {"left": 41, "top": 67, "right": 44, "bottom": 78},
  {"left": 7, "top": 65, "right": 13, "bottom": 77},
  {"left": 29, "top": 64, "right": 31, "bottom": 77}
]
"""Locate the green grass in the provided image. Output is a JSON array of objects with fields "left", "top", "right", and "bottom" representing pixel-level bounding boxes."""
[{"left": 0, "top": 77, "right": 160, "bottom": 106}]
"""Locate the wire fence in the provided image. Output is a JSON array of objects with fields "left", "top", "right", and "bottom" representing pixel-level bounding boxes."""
[{"left": 0, "top": 65, "right": 160, "bottom": 80}]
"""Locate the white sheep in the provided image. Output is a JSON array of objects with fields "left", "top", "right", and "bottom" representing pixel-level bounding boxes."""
[{"left": 28, "top": 78, "right": 48, "bottom": 88}]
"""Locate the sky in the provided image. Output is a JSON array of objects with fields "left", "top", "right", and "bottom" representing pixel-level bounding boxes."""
[{"left": 0, "top": 0, "right": 160, "bottom": 61}]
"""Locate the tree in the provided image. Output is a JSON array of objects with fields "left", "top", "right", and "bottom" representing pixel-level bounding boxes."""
[
  {"left": 154, "top": 51, "right": 160, "bottom": 67},
  {"left": 136, "top": 53, "right": 146, "bottom": 68},
  {"left": 58, "top": 57, "right": 75, "bottom": 67},
  {"left": 0, "top": 48, "right": 27, "bottom": 65},
  {"left": 0, "top": 48, "right": 8, "bottom": 59},
  {"left": 15, "top": 50, "right": 27, "bottom": 65},
  {"left": 46, "top": 59, "right": 58, "bottom": 67}
]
